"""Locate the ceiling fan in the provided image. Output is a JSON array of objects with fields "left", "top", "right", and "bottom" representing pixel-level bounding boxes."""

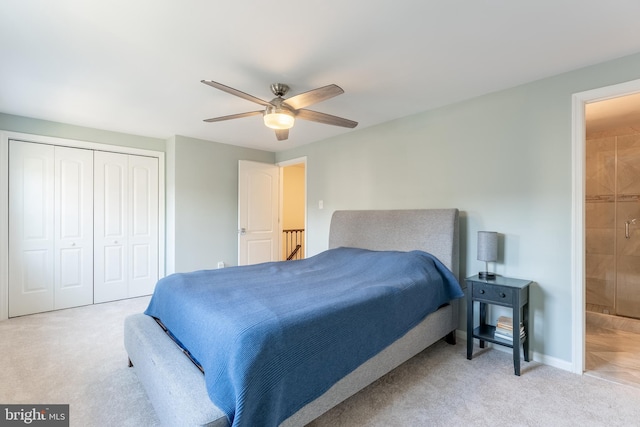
[{"left": 201, "top": 80, "right": 358, "bottom": 141}]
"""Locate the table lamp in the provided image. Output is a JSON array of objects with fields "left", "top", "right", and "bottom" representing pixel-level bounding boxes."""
[{"left": 477, "top": 231, "right": 497, "bottom": 280}]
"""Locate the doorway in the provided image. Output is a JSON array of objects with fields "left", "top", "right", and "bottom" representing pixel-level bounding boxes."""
[
  {"left": 279, "top": 158, "right": 307, "bottom": 261},
  {"left": 583, "top": 93, "right": 640, "bottom": 387},
  {"left": 585, "top": 96, "right": 640, "bottom": 318},
  {"left": 237, "top": 157, "right": 307, "bottom": 265}
]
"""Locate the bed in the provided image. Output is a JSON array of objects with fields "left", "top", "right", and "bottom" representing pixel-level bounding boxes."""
[{"left": 124, "top": 208, "right": 462, "bottom": 426}]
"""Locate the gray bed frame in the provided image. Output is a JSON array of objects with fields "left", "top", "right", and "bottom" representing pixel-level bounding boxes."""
[{"left": 124, "top": 209, "right": 460, "bottom": 426}]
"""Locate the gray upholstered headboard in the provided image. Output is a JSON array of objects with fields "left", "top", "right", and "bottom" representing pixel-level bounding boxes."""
[{"left": 328, "top": 209, "right": 459, "bottom": 278}]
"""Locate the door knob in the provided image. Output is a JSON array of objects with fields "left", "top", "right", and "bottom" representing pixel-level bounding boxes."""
[{"left": 239, "top": 228, "right": 246, "bottom": 235}]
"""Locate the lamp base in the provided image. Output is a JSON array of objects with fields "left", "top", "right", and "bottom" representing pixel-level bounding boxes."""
[{"left": 478, "top": 271, "right": 496, "bottom": 280}]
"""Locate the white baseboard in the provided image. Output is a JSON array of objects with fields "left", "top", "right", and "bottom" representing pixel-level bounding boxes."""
[{"left": 455, "top": 330, "right": 574, "bottom": 373}]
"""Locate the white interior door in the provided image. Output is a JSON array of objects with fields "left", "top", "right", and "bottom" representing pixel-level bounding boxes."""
[
  {"left": 94, "top": 151, "right": 129, "bottom": 303},
  {"left": 53, "top": 146, "right": 94, "bottom": 310},
  {"left": 9, "top": 141, "right": 55, "bottom": 316},
  {"left": 94, "top": 152, "right": 158, "bottom": 302},
  {"left": 238, "top": 160, "right": 279, "bottom": 266},
  {"left": 128, "top": 155, "right": 159, "bottom": 297},
  {"left": 9, "top": 142, "right": 94, "bottom": 316}
]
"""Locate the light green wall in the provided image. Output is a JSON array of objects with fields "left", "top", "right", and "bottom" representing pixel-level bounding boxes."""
[
  {"left": 0, "top": 113, "right": 164, "bottom": 151},
  {"left": 277, "top": 51, "right": 640, "bottom": 365},
  {"left": 168, "top": 135, "right": 274, "bottom": 272}
]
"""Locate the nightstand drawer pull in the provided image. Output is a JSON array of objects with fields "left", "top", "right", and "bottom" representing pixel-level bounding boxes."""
[
  {"left": 500, "top": 292, "right": 506, "bottom": 298},
  {"left": 479, "top": 289, "right": 485, "bottom": 294}
]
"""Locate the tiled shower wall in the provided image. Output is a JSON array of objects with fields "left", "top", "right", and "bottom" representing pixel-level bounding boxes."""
[{"left": 586, "top": 126, "right": 640, "bottom": 318}]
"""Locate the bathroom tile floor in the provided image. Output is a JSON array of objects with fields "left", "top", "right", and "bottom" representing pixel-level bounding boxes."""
[{"left": 585, "top": 312, "right": 640, "bottom": 388}]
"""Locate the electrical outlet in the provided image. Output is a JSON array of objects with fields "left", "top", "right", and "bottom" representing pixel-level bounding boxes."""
[{"left": 217, "top": 261, "right": 225, "bottom": 269}]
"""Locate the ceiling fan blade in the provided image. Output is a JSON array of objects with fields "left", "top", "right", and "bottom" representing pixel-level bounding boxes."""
[
  {"left": 283, "top": 84, "right": 344, "bottom": 110},
  {"left": 201, "top": 80, "right": 273, "bottom": 107},
  {"left": 203, "top": 111, "right": 263, "bottom": 122},
  {"left": 296, "top": 109, "right": 358, "bottom": 128},
  {"left": 275, "top": 129, "right": 289, "bottom": 141}
]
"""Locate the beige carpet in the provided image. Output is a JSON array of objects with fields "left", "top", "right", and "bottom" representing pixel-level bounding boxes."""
[{"left": 1, "top": 297, "right": 640, "bottom": 426}]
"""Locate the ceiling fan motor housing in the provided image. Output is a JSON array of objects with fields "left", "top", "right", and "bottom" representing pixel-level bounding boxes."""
[{"left": 270, "top": 83, "right": 290, "bottom": 97}]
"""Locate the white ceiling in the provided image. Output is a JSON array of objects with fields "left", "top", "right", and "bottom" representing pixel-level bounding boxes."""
[{"left": 2, "top": 1, "right": 640, "bottom": 152}]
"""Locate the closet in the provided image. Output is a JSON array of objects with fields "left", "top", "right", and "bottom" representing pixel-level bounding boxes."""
[
  {"left": 8, "top": 140, "right": 159, "bottom": 317},
  {"left": 94, "top": 151, "right": 159, "bottom": 303}
]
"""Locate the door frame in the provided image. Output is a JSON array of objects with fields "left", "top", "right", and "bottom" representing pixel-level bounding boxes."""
[
  {"left": 277, "top": 156, "right": 308, "bottom": 261},
  {"left": 571, "top": 78, "right": 640, "bottom": 374},
  {"left": 0, "top": 130, "right": 166, "bottom": 321}
]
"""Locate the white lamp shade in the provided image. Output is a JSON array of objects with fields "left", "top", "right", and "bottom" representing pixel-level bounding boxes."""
[
  {"left": 263, "top": 111, "right": 295, "bottom": 130},
  {"left": 477, "top": 231, "right": 498, "bottom": 262}
]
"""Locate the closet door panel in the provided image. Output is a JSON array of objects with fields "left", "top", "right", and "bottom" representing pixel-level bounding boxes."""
[
  {"left": 94, "top": 151, "right": 128, "bottom": 303},
  {"left": 128, "top": 155, "right": 159, "bottom": 297},
  {"left": 9, "top": 141, "right": 55, "bottom": 316},
  {"left": 54, "top": 146, "right": 94, "bottom": 309}
]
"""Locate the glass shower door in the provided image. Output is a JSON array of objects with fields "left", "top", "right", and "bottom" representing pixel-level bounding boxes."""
[{"left": 615, "top": 134, "right": 640, "bottom": 318}]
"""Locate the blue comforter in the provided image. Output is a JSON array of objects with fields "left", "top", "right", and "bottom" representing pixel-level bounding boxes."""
[{"left": 145, "top": 247, "right": 463, "bottom": 427}]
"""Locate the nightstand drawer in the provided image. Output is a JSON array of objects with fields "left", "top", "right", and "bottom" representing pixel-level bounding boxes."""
[{"left": 472, "top": 283, "right": 514, "bottom": 304}]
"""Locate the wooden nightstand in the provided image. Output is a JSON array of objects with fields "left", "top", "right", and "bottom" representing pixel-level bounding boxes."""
[{"left": 466, "top": 275, "right": 532, "bottom": 376}]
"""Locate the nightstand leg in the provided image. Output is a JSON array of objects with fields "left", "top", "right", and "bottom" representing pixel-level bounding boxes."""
[
  {"left": 467, "top": 287, "right": 473, "bottom": 359},
  {"left": 523, "top": 303, "right": 530, "bottom": 362},
  {"left": 513, "top": 306, "right": 521, "bottom": 376},
  {"left": 479, "top": 302, "right": 487, "bottom": 348}
]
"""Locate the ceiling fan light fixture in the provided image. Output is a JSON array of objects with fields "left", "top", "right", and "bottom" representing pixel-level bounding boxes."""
[
  {"left": 263, "top": 110, "right": 295, "bottom": 130},
  {"left": 202, "top": 80, "right": 358, "bottom": 141}
]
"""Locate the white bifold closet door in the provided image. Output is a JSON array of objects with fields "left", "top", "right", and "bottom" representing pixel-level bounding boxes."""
[
  {"left": 9, "top": 141, "right": 94, "bottom": 317},
  {"left": 94, "top": 151, "right": 159, "bottom": 303}
]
